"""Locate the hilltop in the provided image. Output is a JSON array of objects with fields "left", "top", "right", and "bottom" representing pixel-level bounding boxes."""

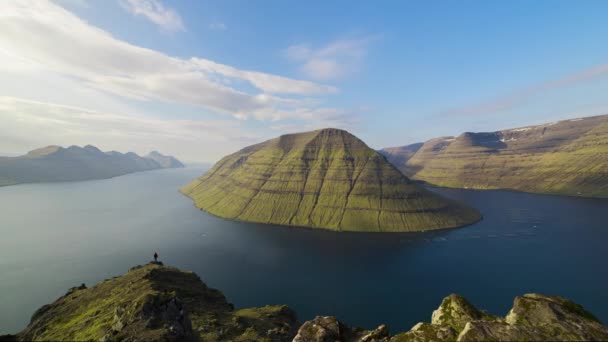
[
  {"left": 381, "top": 115, "right": 608, "bottom": 198},
  {"left": 5, "top": 263, "right": 608, "bottom": 341},
  {"left": 180, "top": 128, "right": 480, "bottom": 232},
  {"left": 0, "top": 145, "right": 184, "bottom": 186}
]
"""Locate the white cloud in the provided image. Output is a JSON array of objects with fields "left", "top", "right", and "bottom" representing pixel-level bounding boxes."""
[
  {"left": 0, "top": 96, "right": 260, "bottom": 162},
  {"left": 209, "top": 21, "right": 227, "bottom": 31},
  {"left": 0, "top": 0, "right": 338, "bottom": 122},
  {"left": 120, "top": 0, "right": 185, "bottom": 32},
  {"left": 285, "top": 36, "right": 377, "bottom": 80}
]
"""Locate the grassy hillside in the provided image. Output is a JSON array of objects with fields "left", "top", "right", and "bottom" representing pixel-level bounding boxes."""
[
  {"left": 181, "top": 128, "right": 480, "bottom": 232},
  {"left": 15, "top": 263, "right": 295, "bottom": 341},
  {"left": 384, "top": 115, "right": 608, "bottom": 198},
  {"left": 0, "top": 145, "right": 183, "bottom": 186}
]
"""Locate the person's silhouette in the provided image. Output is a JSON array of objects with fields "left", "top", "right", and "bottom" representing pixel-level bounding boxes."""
[{"left": 154, "top": 251, "right": 158, "bottom": 262}]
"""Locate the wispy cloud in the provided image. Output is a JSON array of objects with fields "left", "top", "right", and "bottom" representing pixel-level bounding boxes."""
[
  {"left": 0, "top": 0, "right": 339, "bottom": 122},
  {"left": 209, "top": 21, "right": 227, "bottom": 31},
  {"left": 285, "top": 36, "right": 378, "bottom": 81},
  {"left": 120, "top": 0, "right": 185, "bottom": 32},
  {"left": 443, "top": 63, "right": 608, "bottom": 116}
]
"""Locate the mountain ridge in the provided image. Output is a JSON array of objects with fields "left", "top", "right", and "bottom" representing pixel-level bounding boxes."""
[
  {"left": 0, "top": 145, "right": 184, "bottom": 187},
  {"left": 381, "top": 114, "right": 608, "bottom": 198}
]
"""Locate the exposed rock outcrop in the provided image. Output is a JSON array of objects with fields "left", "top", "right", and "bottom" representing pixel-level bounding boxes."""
[
  {"left": 296, "top": 293, "right": 608, "bottom": 342},
  {"left": 293, "top": 316, "right": 389, "bottom": 342}
]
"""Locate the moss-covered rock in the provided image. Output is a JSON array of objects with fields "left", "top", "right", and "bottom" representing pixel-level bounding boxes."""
[
  {"left": 181, "top": 128, "right": 481, "bottom": 232},
  {"left": 296, "top": 293, "right": 608, "bottom": 342},
  {"left": 293, "top": 316, "right": 389, "bottom": 342}
]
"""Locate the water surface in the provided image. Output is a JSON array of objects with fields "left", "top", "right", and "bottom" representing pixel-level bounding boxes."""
[{"left": 1, "top": 167, "right": 607, "bottom": 333}]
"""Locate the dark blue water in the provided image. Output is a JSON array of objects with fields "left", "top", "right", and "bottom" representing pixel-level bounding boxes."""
[{"left": 1, "top": 167, "right": 607, "bottom": 334}]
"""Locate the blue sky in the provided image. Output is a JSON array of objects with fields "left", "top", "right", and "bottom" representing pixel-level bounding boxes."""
[{"left": 2, "top": 0, "right": 608, "bottom": 162}]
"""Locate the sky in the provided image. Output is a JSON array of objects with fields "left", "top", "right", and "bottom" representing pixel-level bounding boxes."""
[{"left": 2, "top": 0, "right": 608, "bottom": 162}]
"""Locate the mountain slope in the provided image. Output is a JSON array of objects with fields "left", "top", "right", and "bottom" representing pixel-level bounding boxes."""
[
  {"left": 0, "top": 145, "right": 184, "bottom": 186},
  {"left": 146, "top": 151, "right": 185, "bottom": 168},
  {"left": 12, "top": 263, "right": 296, "bottom": 341},
  {"left": 379, "top": 143, "right": 423, "bottom": 170},
  {"left": 384, "top": 115, "right": 608, "bottom": 198},
  {"left": 180, "top": 128, "right": 480, "bottom": 232}
]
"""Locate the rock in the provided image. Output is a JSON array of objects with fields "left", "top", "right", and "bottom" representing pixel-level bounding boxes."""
[
  {"left": 138, "top": 294, "right": 193, "bottom": 341},
  {"left": 360, "top": 324, "right": 389, "bottom": 341},
  {"left": 294, "top": 316, "right": 389, "bottom": 342},
  {"left": 391, "top": 322, "right": 456, "bottom": 341},
  {"left": 430, "top": 294, "right": 485, "bottom": 331},
  {"left": 294, "top": 316, "right": 342, "bottom": 341}
]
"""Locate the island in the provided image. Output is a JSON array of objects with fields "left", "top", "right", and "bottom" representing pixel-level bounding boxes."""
[
  {"left": 180, "top": 128, "right": 480, "bottom": 232},
  {"left": 0, "top": 145, "right": 184, "bottom": 186}
]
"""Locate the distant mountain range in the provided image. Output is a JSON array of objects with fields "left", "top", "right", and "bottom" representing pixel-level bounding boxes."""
[
  {"left": 0, "top": 145, "right": 184, "bottom": 186},
  {"left": 380, "top": 114, "right": 608, "bottom": 198},
  {"left": 181, "top": 128, "right": 480, "bottom": 232}
]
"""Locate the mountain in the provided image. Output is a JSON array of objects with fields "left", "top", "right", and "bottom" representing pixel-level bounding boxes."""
[
  {"left": 378, "top": 143, "right": 423, "bottom": 168},
  {"left": 382, "top": 115, "right": 608, "bottom": 198},
  {"left": 0, "top": 145, "right": 184, "bottom": 186},
  {"left": 180, "top": 128, "right": 480, "bottom": 232},
  {"left": 5, "top": 263, "right": 607, "bottom": 341},
  {"left": 146, "top": 151, "right": 185, "bottom": 168},
  {"left": 7, "top": 263, "right": 296, "bottom": 341}
]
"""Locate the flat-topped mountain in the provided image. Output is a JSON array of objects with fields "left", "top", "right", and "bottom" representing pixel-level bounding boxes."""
[
  {"left": 0, "top": 145, "right": 184, "bottom": 186},
  {"left": 181, "top": 128, "right": 480, "bottom": 232},
  {"left": 5, "top": 263, "right": 607, "bottom": 341},
  {"left": 382, "top": 114, "right": 608, "bottom": 198}
]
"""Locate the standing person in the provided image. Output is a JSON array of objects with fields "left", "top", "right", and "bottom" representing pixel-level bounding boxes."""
[{"left": 154, "top": 251, "right": 158, "bottom": 262}]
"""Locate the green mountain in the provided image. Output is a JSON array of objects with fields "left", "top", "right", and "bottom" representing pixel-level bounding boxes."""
[
  {"left": 5, "top": 263, "right": 608, "bottom": 341},
  {"left": 0, "top": 145, "right": 184, "bottom": 187},
  {"left": 180, "top": 128, "right": 480, "bottom": 232},
  {"left": 381, "top": 114, "right": 608, "bottom": 198}
]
